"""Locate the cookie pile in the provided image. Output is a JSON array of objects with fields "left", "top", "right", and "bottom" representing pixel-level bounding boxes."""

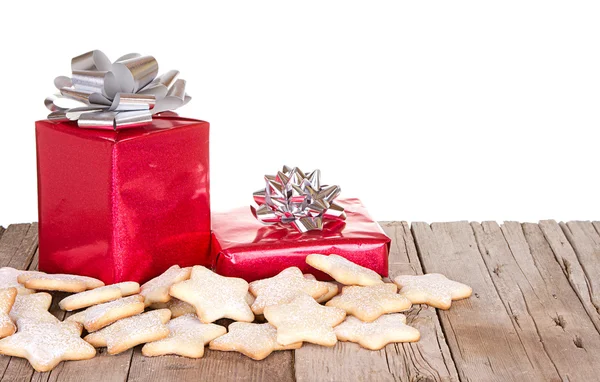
[{"left": 0, "top": 258, "right": 472, "bottom": 371}]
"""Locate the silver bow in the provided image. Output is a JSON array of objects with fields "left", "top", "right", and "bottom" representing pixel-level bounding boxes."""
[
  {"left": 251, "top": 166, "right": 346, "bottom": 233},
  {"left": 45, "top": 50, "right": 191, "bottom": 130}
]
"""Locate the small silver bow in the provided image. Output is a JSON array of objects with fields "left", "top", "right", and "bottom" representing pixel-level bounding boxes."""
[
  {"left": 251, "top": 166, "right": 346, "bottom": 233},
  {"left": 45, "top": 50, "right": 191, "bottom": 130}
]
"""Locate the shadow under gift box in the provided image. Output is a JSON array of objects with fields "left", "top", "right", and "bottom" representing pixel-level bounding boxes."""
[
  {"left": 35, "top": 115, "right": 210, "bottom": 284},
  {"left": 210, "top": 198, "right": 390, "bottom": 282}
]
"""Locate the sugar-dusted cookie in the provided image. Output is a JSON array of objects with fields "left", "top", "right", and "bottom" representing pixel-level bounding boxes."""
[
  {"left": 0, "top": 288, "right": 17, "bottom": 338},
  {"left": 67, "top": 295, "right": 145, "bottom": 332},
  {"left": 59, "top": 282, "right": 140, "bottom": 311},
  {"left": 10, "top": 292, "right": 58, "bottom": 324},
  {"left": 334, "top": 314, "right": 420, "bottom": 350},
  {"left": 326, "top": 283, "right": 411, "bottom": 322},
  {"left": 18, "top": 273, "right": 104, "bottom": 293},
  {"left": 170, "top": 266, "right": 254, "bottom": 323},
  {"left": 149, "top": 298, "right": 197, "bottom": 318},
  {"left": 0, "top": 319, "right": 96, "bottom": 372},
  {"left": 264, "top": 293, "right": 346, "bottom": 347},
  {"left": 84, "top": 309, "right": 171, "bottom": 355},
  {"left": 140, "top": 265, "right": 191, "bottom": 307},
  {"left": 248, "top": 267, "right": 330, "bottom": 315},
  {"left": 303, "top": 274, "right": 339, "bottom": 303},
  {"left": 0, "top": 267, "right": 44, "bottom": 295},
  {"left": 393, "top": 273, "right": 472, "bottom": 310},
  {"left": 306, "top": 254, "right": 383, "bottom": 286},
  {"left": 142, "top": 313, "right": 226, "bottom": 358},
  {"left": 209, "top": 322, "right": 302, "bottom": 360},
  {"left": 245, "top": 292, "right": 256, "bottom": 306}
]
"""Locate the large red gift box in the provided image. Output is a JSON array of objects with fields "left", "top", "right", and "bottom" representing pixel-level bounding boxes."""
[
  {"left": 35, "top": 115, "right": 210, "bottom": 284},
  {"left": 210, "top": 198, "right": 390, "bottom": 282}
]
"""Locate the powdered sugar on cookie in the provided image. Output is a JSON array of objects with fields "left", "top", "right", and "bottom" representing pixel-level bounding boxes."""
[
  {"left": 209, "top": 322, "right": 302, "bottom": 360},
  {"left": 335, "top": 314, "right": 420, "bottom": 350},
  {"left": 84, "top": 309, "right": 171, "bottom": 355},
  {"left": 326, "top": 283, "right": 411, "bottom": 322},
  {"left": 142, "top": 314, "right": 226, "bottom": 358},
  {"left": 306, "top": 254, "right": 383, "bottom": 286},
  {"left": 264, "top": 293, "right": 346, "bottom": 347},
  {"left": 393, "top": 273, "right": 472, "bottom": 310},
  {"left": 140, "top": 265, "right": 192, "bottom": 307},
  {"left": 0, "top": 268, "right": 43, "bottom": 295},
  {"left": 249, "top": 267, "right": 330, "bottom": 315}
]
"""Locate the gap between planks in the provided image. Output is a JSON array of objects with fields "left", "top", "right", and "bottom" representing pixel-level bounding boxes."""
[
  {"left": 411, "top": 220, "right": 600, "bottom": 382},
  {"left": 294, "top": 222, "right": 459, "bottom": 382},
  {"left": 1, "top": 221, "right": 600, "bottom": 382}
]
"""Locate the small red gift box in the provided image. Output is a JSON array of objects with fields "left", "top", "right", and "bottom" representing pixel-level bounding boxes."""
[
  {"left": 210, "top": 198, "right": 390, "bottom": 282},
  {"left": 36, "top": 115, "right": 210, "bottom": 284}
]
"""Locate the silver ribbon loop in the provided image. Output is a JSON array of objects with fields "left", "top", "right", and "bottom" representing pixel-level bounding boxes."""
[
  {"left": 45, "top": 50, "right": 191, "bottom": 130},
  {"left": 251, "top": 166, "right": 346, "bottom": 233}
]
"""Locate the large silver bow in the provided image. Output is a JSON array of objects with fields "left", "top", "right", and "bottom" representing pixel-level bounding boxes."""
[
  {"left": 251, "top": 166, "right": 346, "bottom": 233},
  {"left": 45, "top": 50, "right": 190, "bottom": 130}
]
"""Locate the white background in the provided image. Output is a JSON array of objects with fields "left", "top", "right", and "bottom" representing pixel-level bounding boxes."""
[{"left": 1, "top": 1, "right": 598, "bottom": 227}]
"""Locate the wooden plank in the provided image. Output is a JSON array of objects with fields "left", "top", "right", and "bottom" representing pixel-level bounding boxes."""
[
  {"left": 559, "top": 221, "right": 600, "bottom": 321},
  {"left": 411, "top": 222, "right": 555, "bottom": 382},
  {"left": 593, "top": 221, "right": 600, "bottom": 237},
  {"left": 380, "top": 222, "right": 459, "bottom": 382},
  {"left": 539, "top": 220, "right": 600, "bottom": 332},
  {"left": 127, "top": 312, "right": 294, "bottom": 380},
  {"left": 128, "top": 344, "right": 294, "bottom": 382},
  {"left": 0, "top": 223, "right": 38, "bottom": 270},
  {"left": 472, "top": 221, "right": 600, "bottom": 381},
  {"left": 294, "top": 222, "right": 459, "bottom": 382}
]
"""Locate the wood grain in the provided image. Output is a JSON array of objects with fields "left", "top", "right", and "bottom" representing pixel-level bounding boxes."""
[
  {"left": 412, "top": 221, "right": 555, "bottom": 381},
  {"left": 294, "top": 222, "right": 459, "bottom": 382},
  {"left": 539, "top": 220, "right": 600, "bottom": 333},
  {"left": 0, "top": 223, "right": 38, "bottom": 270},
  {"left": 559, "top": 221, "right": 600, "bottom": 322},
  {"left": 383, "top": 222, "right": 459, "bottom": 382},
  {"left": 128, "top": 346, "right": 294, "bottom": 382},
  {"left": 1, "top": 219, "right": 599, "bottom": 381},
  {"left": 472, "top": 221, "right": 600, "bottom": 381},
  {"left": 126, "top": 314, "right": 295, "bottom": 381}
]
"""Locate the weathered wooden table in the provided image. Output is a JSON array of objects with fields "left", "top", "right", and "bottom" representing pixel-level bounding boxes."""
[{"left": 0, "top": 220, "right": 599, "bottom": 382}]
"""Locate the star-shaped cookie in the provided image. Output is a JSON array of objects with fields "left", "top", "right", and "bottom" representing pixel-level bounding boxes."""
[
  {"left": 9, "top": 292, "right": 58, "bottom": 324},
  {"left": 248, "top": 267, "right": 330, "bottom": 315},
  {"left": 326, "top": 283, "right": 411, "bottom": 322},
  {"left": 67, "top": 295, "right": 145, "bottom": 332},
  {"left": 169, "top": 266, "right": 254, "bottom": 323},
  {"left": 149, "top": 298, "right": 197, "bottom": 318},
  {"left": 334, "top": 314, "right": 420, "bottom": 350},
  {"left": 0, "top": 319, "right": 96, "bottom": 372},
  {"left": 0, "top": 267, "right": 43, "bottom": 295},
  {"left": 142, "top": 313, "right": 226, "bottom": 358},
  {"left": 0, "top": 288, "right": 17, "bottom": 338},
  {"left": 306, "top": 254, "right": 383, "bottom": 286},
  {"left": 304, "top": 274, "right": 339, "bottom": 303},
  {"left": 59, "top": 281, "right": 140, "bottom": 311},
  {"left": 263, "top": 293, "right": 346, "bottom": 347},
  {"left": 18, "top": 273, "right": 104, "bottom": 293},
  {"left": 209, "top": 322, "right": 302, "bottom": 360},
  {"left": 140, "top": 265, "right": 192, "bottom": 307},
  {"left": 84, "top": 309, "right": 171, "bottom": 355},
  {"left": 393, "top": 273, "right": 472, "bottom": 310}
]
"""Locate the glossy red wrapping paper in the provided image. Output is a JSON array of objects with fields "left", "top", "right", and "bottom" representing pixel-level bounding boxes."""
[
  {"left": 35, "top": 115, "right": 211, "bottom": 284},
  {"left": 210, "top": 198, "right": 390, "bottom": 282}
]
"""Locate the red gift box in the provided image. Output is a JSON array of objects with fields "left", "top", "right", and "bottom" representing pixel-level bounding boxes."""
[
  {"left": 210, "top": 198, "right": 390, "bottom": 282},
  {"left": 35, "top": 115, "right": 210, "bottom": 284}
]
